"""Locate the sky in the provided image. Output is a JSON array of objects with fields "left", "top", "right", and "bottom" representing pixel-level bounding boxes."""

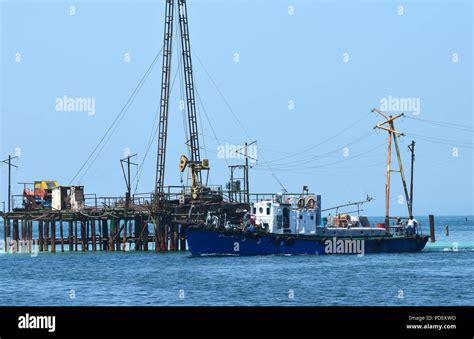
[{"left": 1, "top": 0, "right": 472, "bottom": 217}]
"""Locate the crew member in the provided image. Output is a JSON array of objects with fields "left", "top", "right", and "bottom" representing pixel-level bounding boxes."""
[{"left": 406, "top": 218, "right": 416, "bottom": 235}]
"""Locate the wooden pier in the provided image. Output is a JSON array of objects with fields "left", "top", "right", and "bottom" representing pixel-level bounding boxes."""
[{"left": 0, "top": 207, "right": 188, "bottom": 254}]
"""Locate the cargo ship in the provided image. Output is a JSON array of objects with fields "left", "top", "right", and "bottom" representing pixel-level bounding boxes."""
[{"left": 186, "top": 194, "right": 430, "bottom": 256}]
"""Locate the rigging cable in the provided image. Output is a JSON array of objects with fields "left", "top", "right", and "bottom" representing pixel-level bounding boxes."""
[
  {"left": 263, "top": 130, "right": 376, "bottom": 169},
  {"left": 257, "top": 142, "right": 385, "bottom": 171},
  {"left": 133, "top": 24, "right": 184, "bottom": 193},
  {"left": 266, "top": 111, "right": 374, "bottom": 165},
  {"left": 70, "top": 47, "right": 164, "bottom": 184},
  {"left": 403, "top": 133, "right": 473, "bottom": 148},
  {"left": 192, "top": 49, "right": 288, "bottom": 191},
  {"left": 195, "top": 86, "right": 230, "bottom": 168},
  {"left": 404, "top": 116, "right": 473, "bottom": 133}
]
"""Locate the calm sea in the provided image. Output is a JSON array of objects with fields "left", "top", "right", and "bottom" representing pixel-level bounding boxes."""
[{"left": 0, "top": 216, "right": 472, "bottom": 306}]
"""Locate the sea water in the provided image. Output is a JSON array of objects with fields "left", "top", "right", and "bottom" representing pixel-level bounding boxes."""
[{"left": 0, "top": 216, "right": 472, "bottom": 306}]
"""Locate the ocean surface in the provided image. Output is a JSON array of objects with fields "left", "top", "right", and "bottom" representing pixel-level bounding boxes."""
[{"left": 0, "top": 216, "right": 472, "bottom": 306}]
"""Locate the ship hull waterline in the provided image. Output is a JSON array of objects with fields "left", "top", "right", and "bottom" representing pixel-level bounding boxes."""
[{"left": 186, "top": 227, "right": 429, "bottom": 256}]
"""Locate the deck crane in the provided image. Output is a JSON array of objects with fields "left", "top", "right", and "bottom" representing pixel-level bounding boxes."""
[{"left": 155, "top": 0, "right": 209, "bottom": 207}]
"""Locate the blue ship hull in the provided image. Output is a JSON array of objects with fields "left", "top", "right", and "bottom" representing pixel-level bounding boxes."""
[{"left": 186, "top": 227, "right": 429, "bottom": 256}]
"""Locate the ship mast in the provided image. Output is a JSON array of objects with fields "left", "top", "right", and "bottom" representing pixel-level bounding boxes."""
[{"left": 372, "top": 109, "right": 411, "bottom": 230}]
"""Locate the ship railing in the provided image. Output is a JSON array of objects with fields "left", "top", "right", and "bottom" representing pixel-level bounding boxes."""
[
  {"left": 389, "top": 223, "right": 423, "bottom": 236},
  {"left": 158, "top": 185, "right": 224, "bottom": 200},
  {"left": 11, "top": 195, "right": 24, "bottom": 210},
  {"left": 83, "top": 194, "right": 98, "bottom": 208},
  {"left": 95, "top": 196, "right": 126, "bottom": 209},
  {"left": 9, "top": 190, "right": 315, "bottom": 212},
  {"left": 249, "top": 193, "right": 315, "bottom": 203},
  {"left": 132, "top": 193, "right": 154, "bottom": 206}
]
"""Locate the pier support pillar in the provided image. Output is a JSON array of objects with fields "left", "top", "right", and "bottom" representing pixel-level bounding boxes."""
[
  {"left": 122, "top": 220, "right": 127, "bottom": 252},
  {"left": 28, "top": 220, "right": 33, "bottom": 253},
  {"left": 143, "top": 221, "right": 149, "bottom": 252},
  {"left": 44, "top": 220, "right": 50, "bottom": 252},
  {"left": 68, "top": 221, "right": 73, "bottom": 251},
  {"left": 21, "top": 218, "right": 26, "bottom": 241},
  {"left": 6, "top": 219, "right": 11, "bottom": 251},
  {"left": 91, "top": 219, "right": 97, "bottom": 252},
  {"left": 12, "top": 219, "right": 19, "bottom": 246},
  {"left": 38, "top": 221, "right": 44, "bottom": 252},
  {"left": 164, "top": 223, "right": 168, "bottom": 252},
  {"left": 74, "top": 221, "right": 78, "bottom": 252},
  {"left": 102, "top": 219, "right": 109, "bottom": 251},
  {"left": 429, "top": 214, "right": 436, "bottom": 242},
  {"left": 80, "top": 220, "right": 86, "bottom": 251},
  {"left": 154, "top": 221, "right": 159, "bottom": 252},
  {"left": 60, "top": 219, "right": 64, "bottom": 252},
  {"left": 109, "top": 218, "right": 116, "bottom": 252},
  {"left": 51, "top": 219, "right": 56, "bottom": 253},
  {"left": 134, "top": 217, "right": 140, "bottom": 251}
]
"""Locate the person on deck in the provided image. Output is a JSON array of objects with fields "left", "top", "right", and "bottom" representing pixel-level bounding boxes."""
[
  {"left": 406, "top": 217, "right": 418, "bottom": 235},
  {"left": 395, "top": 217, "right": 403, "bottom": 235},
  {"left": 406, "top": 218, "right": 415, "bottom": 235},
  {"left": 412, "top": 218, "right": 418, "bottom": 234}
]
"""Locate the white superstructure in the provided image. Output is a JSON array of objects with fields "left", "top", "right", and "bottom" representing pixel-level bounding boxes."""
[{"left": 251, "top": 195, "right": 321, "bottom": 235}]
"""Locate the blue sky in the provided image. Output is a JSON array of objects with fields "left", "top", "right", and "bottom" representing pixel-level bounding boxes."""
[{"left": 1, "top": 0, "right": 472, "bottom": 216}]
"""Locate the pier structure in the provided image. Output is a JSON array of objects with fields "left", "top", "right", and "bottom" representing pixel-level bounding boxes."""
[
  {"left": 1, "top": 192, "right": 173, "bottom": 254},
  {"left": 0, "top": 187, "right": 209, "bottom": 254},
  {"left": 1, "top": 186, "right": 309, "bottom": 254}
]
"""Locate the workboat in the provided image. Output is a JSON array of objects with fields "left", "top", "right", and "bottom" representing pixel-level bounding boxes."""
[{"left": 185, "top": 194, "right": 429, "bottom": 256}]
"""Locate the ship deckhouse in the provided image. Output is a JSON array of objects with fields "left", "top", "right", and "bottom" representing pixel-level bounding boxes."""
[{"left": 251, "top": 195, "right": 322, "bottom": 235}]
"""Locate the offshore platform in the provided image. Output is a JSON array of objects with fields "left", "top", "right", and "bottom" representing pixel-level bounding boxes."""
[{"left": 0, "top": 0, "right": 294, "bottom": 254}]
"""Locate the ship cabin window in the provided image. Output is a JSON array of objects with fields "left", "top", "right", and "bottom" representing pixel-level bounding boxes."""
[
  {"left": 252, "top": 207, "right": 256, "bottom": 214},
  {"left": 299, "top": 215, "right": 303, "bottom": 219},
  {"left": 310, "top": 215, "right": 314, "bottom": 220},
  {"left": 259, "top": 207, "right": 264, "bottom": 214},
  {"left": 266, "top": 207, "right": 270, "bottom": 215}
]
